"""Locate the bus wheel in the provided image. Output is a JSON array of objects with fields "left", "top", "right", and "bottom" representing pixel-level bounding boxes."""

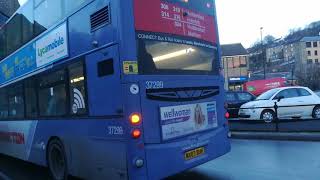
[{"left": 47, "top": 139, "right": 68, "bottom": 180}]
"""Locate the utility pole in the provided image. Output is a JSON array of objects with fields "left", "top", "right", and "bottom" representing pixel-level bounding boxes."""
[
  {"left": 260, "top": 27, "right": 266, "bottom": 79},
  {"left": 291, "top": 61, "right": 295, "bottom": 86}
]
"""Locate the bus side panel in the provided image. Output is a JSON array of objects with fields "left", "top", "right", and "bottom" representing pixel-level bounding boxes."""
[
  {"left": 0, "top": 121, "right": 38, "bottom": 161},
  {"left": 68, "top": 0, "right": 118, "bottom": 58},
  {"left": 85, "top": 45, "right": 122, "bottom": 116},
  {"left": 27, "top": 120, "right": 128, "bottom": 180},
  {"left": 72, "top": 122, "right": 128, "bottom": 180}
]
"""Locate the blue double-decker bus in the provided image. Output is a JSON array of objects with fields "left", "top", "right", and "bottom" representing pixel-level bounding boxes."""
[{"left": 0, "top": 0, "right": 230, "bottom": 179}]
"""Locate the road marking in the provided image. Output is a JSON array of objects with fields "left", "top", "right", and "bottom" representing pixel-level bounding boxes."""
[{"left": 0, "top": 171, "right": 11, "bottom": 180}]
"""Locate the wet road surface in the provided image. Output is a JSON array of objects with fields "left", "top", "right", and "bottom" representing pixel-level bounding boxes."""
[
  {"left": 168, "top": 139, "right": 320, "bottom": 180},
  {"left": 1, "top": 139, "right": 320, "bottom": 180}
]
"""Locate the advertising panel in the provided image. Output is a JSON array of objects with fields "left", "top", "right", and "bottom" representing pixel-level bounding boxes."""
[
  {"left": 0, "top": 43, "right": 36, "bottom": 84},
  {"left": 160, "top": 102, "right": 218, "bottom": 140},
  {"left": 0, "top": 22, "right": 69, "bottom": 85},
  {"left": 36, "top": 22, "right": 68, "bottom": 67}
]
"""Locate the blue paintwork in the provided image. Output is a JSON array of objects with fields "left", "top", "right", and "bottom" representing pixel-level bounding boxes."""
[
  {"left": 0, "top": 43, "right": 36, "bottom": 85},
  {"left": 0, "top": 0, "right": 230, "bottom": 179},
  {"left": 85, "top": 46, "right": 123, "bottom": 116}
]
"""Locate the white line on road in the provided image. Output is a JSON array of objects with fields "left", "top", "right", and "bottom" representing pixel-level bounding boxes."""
[{"left": 0, "top": 171, "right": 11, "bottom": 180}]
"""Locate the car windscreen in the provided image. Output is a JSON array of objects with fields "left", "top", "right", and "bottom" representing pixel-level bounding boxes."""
[
  {"left": 238, "top": 93, "right": 255, "bottom": 101},
  {"left": 256, "top": 89, "right": 279, "bottom": 100}
]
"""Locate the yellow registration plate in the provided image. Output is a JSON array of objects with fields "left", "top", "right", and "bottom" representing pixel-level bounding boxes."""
[{"left": 184, "top": 147, "right": 205, "bottom": 160}]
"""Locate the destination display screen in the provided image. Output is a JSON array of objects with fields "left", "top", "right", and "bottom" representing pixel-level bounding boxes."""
[{"left": 134, "top": 0, "right": 217, "bottom": 44}]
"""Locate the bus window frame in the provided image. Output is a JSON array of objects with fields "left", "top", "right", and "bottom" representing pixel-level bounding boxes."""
[
  {"left": 38, "top": 69, "right": 69, "bottom": 117},
  {"left": 0, "top": 58, "right": 90, "bottom": 121},
  {"left": 136, "top": 39, "right": 219, "bottom": 76},
  {"left": 36, "top": 59, "right": 89, "bottom": 119}
]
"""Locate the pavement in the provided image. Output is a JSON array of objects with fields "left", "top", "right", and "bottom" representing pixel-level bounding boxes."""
[
  {"left": 231, "top": 131, "right": 320, "bottom": 141},
  {"left": 2, "top": 139, "right": 320, "bottom": 180}
]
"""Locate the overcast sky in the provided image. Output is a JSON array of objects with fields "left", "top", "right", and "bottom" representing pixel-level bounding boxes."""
[
  {"left": 18, "top": 0, "right": 27, "bottom": 6},
  {"left": 216, "top": 0, "right": 320, "bottom": 48}
]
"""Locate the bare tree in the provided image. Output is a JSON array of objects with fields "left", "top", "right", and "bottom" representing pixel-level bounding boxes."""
[{"left": 296, "top": 64, "right": 320, "bottom": 90}]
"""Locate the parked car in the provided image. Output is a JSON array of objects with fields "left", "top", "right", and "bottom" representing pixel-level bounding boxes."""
[
  {"left": 314, "top": 90, "right": 320, "bottom": 97},
  {"left": 226, "top": 91, "right": 256, "bottom": 119},
  {"left": 239, "top": 86, "right": 320, "bottom": 122}
]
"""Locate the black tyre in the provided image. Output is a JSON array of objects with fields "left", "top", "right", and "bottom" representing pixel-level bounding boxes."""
[
  {"left": 47, "top": 139, "right": 68, "bottom": 180},
  {"left": 312, "top": 106, "right": 320, "bottom": 119},
  {"left": 260, "top": 110, "right": 275, "bottom": 123}
]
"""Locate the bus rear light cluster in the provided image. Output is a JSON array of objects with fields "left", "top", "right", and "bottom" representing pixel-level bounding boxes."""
[
  {"left": 132, "top": 129, "right": 141, "bottom": 139},
  {"left": 225, "top": 112, "right": 230, "bottom": 119},
  {"left": 130, "top": 113, "right": 142, "bottom": 139},
  {"left": 130, "top": 113, "right": 141, "bottom": 125}
]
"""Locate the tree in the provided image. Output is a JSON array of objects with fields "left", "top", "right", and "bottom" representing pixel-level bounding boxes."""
[
  {"left": 264, "top": 35, "right": 276, "bottom": 45},
  {"left": 249, "top": 35, "right": 276, "bottom": 48},
  {"left": 296, "top": 64, "right": 320, "bottom": 90}
]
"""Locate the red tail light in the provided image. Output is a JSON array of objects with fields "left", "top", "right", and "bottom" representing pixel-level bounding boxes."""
[
  {"left": 132, "top": 129, "right": 141, "bottom": 139},
  {"left": 225, "top": 112, "right": 230, "bottom": 119},
  {"left": 130, "top": 113, "right": 141, "bottom": 125}
]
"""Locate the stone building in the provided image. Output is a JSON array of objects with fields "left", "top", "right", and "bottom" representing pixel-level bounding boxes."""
[
  {"left": 0, "top": 0, "right": 20, "bottom": 26},
  {"left": 221, "top": 43, "right": 249, "bottom": 90}
]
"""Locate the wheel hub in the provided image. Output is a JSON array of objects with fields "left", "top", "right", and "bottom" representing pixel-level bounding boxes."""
[
  {"left": 263, "top": 112, "right": 274, "bottom": 123},
  {"left": 314, "top": 109, "right": 320, "bottom": 119}
]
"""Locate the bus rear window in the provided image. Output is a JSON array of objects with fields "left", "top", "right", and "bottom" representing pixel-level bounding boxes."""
[{"left": 138, "top": 39, "right": 218, "bottom": 75}]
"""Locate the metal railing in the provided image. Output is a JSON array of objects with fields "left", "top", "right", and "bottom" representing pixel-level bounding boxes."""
[{"left": 228, "top": 102, "right": 320, "bottom": 132}]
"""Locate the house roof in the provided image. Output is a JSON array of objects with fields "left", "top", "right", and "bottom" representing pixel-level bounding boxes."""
[
  {"left": 300, "top": 36, "right": 320, "bottom": 42},
  {"left": 221, "top": 43, "right": 248, "bottom": 57}
]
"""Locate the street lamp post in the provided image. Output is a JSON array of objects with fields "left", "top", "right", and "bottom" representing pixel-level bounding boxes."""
[
  {"left": 291, "top": 61, "right": 295, "bottom": 86},
  {"left": 260, "top": 27, "right": 266, "bottom": 79}
]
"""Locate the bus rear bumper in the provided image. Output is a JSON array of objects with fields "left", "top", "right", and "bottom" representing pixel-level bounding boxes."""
[{"left": 143, "top": 127, "right": 231, "bottom": 180}]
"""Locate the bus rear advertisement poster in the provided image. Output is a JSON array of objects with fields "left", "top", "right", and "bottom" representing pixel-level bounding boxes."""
[{"left": 160, "top": 102, "right": 218, "bottom": 140}]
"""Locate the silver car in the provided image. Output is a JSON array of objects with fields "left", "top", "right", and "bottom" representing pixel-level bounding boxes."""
[{"left": 239, "top": 86, "right": 320, "bottom": 122}]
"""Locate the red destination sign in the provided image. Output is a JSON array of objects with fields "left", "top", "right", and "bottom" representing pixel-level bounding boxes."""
[{"left": 134, "top": 0, "right": 217, "bottom": 44}]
